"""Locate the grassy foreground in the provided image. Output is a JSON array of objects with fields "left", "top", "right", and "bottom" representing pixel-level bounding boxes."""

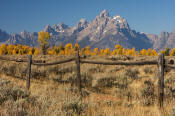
[{"left": 0, "top": 55, "right": 175, "bottom": 116}]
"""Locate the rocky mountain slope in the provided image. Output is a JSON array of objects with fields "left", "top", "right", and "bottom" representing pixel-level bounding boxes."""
[
  {"left": 0, "top": 10, "right": 175, "bottom": 50},
  {"left": 0, "top": 29, "right": 10, "bottom": 44},
  {"left": 146, "top": 29, "right": 175, "bottom": 51}
]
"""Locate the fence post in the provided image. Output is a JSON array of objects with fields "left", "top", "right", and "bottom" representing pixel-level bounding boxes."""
[
  {"left": 27, "top": 55, "right": 32, "bottom": 90},
  {"left": 75, "top": 51, "right": 82, "bottom": 95},
  {"left": 158, "top": 53, "right": 165, "bottom": 108}
]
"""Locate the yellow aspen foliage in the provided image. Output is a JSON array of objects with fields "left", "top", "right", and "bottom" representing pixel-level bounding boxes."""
[
  {"left": 115, "top": 44, "right": 123, "bottom": 49},
  {"left": 122, "top": 48, "right": 125, "bottom": 55},
  {"left": 38, "top": 31, "right": 51, "bottom": 55},
  {"left": 65, "top": 43, "right": 73, "bottom": 50},
  {"left": 7, "top": 44, "right": 14, "bottom": 54},
  {"left": 164, "top": 48, "right": 170, "bottom": 56},
  {"left": 12, "top": 49, "right": 17, "bottom": 55},
  {"left": 112, "top": 44, "right": 125, "bottom": 55},
  {"left": 38, "top": 31, "right": 50, "bottom": 46},
  {"left": 111, "top": 49, "right": 117, "bottom": 55},
  {"left": 146, "top": 48, "right": 152, "bottom": 56},
  {"left": 74, "top": 43, "right": 80, "bottom": 51},
  {"left": 100, "top": 49, "right": 105, "bottom": 55},
  {"left": 135, "top": 51, "right": 140, "bottom": 56},
  {"left": 59, "top": 50, "right": 65, "bottom": 55},
  {"left": 118, "top": 48, "right": 125, "bottom": 55},
  {"left": 93, "top": 48, "right": 99, "bottom": 55},
  {"left": 160, "top": 50, "right": 165, "bottom": 55},
  {"left": 48, "top": 50, "right": 54, "bottom": 55},
  {"left": 0, "top": 44, "right": 7, "bottom": 55},
  {"left": 125, "top": 48, "right": 132, "bottom": 56},
  {"left": 28, "top": 48, "right": 35, "bottom": 55},
  {"left": 0, "top": 43, "right": 165, "bottom": 56},
  {"left": 104, "top": 48, "right": 110, "bottom": 55},
  {"left": 48, "top": 46, "right": 59, "bottom": 55},
  {"left": 140, "top": 49, "right": 147, "bottom": 56},
  {"left": 28, "top": 51, "right": 33, "bottom": 55},
  {"left": 151, "top": 49, "right": 158, "bottom": 56},
  {"left": 131, "top": 48, "right": 136, "bottom": 56},
  {"left": 80, "top": 48, "right": 85, "bottom": 55},
  {"left": 34, "top": 49, "right": 39, "bottom": 55},
  {"left": 84, "top": 46, "right": 91, "bottom": 55},
  {"left": 65, "top": 43, "right": 74, "bottom": 55},
  {"left": 170, "top": 48, "right": 175, "bottom": 56},
  {"left": 112, "top": 48, "right": 124, "bottom": 55}
]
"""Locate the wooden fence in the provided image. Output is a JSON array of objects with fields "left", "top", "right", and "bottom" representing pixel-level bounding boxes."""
[{"left": 0, "top": 52, "right": 175, "bottom": 108}]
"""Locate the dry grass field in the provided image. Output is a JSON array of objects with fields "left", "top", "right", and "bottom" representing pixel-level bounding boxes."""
[{"left": 0, "top": 55, "right": 175, "bottom": 116}]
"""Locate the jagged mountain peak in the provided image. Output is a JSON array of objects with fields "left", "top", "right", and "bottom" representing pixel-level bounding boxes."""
[
  {"left": 1, "top": 10, "right": 175, "bottom": 51},
  {"left": 20, "top": 30, "right": 29, "bottom": 35},
  {"left": 160, "top": 31, "right": 169, "bottom": 38},
  {"left": 99, "top": 9, "right": 110, "bottom": 18},
  {"left": 44, "top": 24, "right": 51, "bottom": 28},
  {"left": 71, "top": 18, "right": 88, "bottom": 34},
  {"left": 77, "top": 18, "right": 88, "bottom": 28},
  {"left": 78, "top": 18, "right": 88, "bottom": 24},
  {"left": 113, "top": 15, "right": 124, "bottom": 23},
  {"left": 57, "top": 23, "right": 69, "bottom": 32},
  {"left": 79, "top": 18, "right": 87, "bottom": 23},
  {"left": 44, "top": 24, "right": 52, "bottom": 32},
  {"left": 111, "top": 15, "right": 129, "bottom": 29},
  {"left": 58, "top": 23, "right": 69, "bottom": 28}
]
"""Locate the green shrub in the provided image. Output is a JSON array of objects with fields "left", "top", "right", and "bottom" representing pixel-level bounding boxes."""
[
  {"left": 0, "top": 79, "right": 29, "bottom": 104},
  {"left": 140, "top": 80, "right": 155, "bottom": 106},
  {"left": 143, "top": 67, "right": 153, "bottom": 74},
  {"left": 62, "top": 98, "right": 88, "bottom": 115},
  {"left": 95, "top": 76, "right": 116, "bottom": 88},
  {"left": 125, "top": 68, "right": 139, "bottom": 79}
]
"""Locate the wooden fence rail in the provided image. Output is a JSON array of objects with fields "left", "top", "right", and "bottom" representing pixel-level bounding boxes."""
[
  {"left": 1, "top": 52, "right": 175, "bottom": 108},
  {"left": 32, "top": 57, "right": 75, "bottom": 66},
  {"left": 0, "top": 55, "right": 45, "bottom": 63},
  {"left": 165, "top": 64, "right": 175, "bottom": 69},
  {"left": 80, "top": 60, "right": 158, "bottom": 65}
]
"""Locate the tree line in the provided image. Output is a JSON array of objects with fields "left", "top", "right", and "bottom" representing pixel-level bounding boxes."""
[{"left": 0, "top": 31, "right": 175, "bottom": 56}]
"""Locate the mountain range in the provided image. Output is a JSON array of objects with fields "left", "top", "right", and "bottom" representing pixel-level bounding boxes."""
[{"left": 0, "top": 9, "right": 175, "bottom": 51}]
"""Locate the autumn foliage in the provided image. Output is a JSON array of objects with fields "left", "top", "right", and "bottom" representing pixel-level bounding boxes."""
[
  {"left": 0, "top": 43, "right": 161, "bottom": 56},
  {"left": 3, "top": 31, "right": 175, "bottom": 56},
  {"left": 2, "top": 29, "right": 175, "bottom": 57},
  {"left": 38, "top": 31, "right": 51, "bottom": 55},
  {"left": 0, "top": 44, "right": 39, "bottom": 55}
]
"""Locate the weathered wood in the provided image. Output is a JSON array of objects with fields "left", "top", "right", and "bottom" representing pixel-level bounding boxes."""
[
  {"left": 75, "top": 51, "right": 82, "bottom": 94},
  {"left": 0, "top": 56, "right": 27, "bottom": 62},
  {"left": 167, "top": 59, "right": 174, "bottom": 64},
  {"left": 26, "top": 55, "right": 32, "bottom": 90},
  {"left": 0, "top": 55, "right": 45, "bottom": 63},
  {"left": 158, "top": 53, "right": 165, "bottom": 108},
  {"left": 32, "top": 58, "right": 75, "bottom": 66},
  {"left": 80, "top": 60, "right": 157, "bottom": 65},
  {"left": 165, "top": 64, "right": 175, "bottom": 69}
]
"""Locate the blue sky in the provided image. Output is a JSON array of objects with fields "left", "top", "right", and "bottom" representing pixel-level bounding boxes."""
[{"left": 0, "top": 0, "right": 175, "bottom": 35}]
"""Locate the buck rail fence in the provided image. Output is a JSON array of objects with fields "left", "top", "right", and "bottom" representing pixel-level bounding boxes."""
[{"left": 0, "top": 52, "right": 175, "bottom": 108}]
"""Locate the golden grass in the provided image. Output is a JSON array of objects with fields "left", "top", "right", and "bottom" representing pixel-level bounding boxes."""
[{"left": 0, "top": 55, "right": 175, "bottom": 116}]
